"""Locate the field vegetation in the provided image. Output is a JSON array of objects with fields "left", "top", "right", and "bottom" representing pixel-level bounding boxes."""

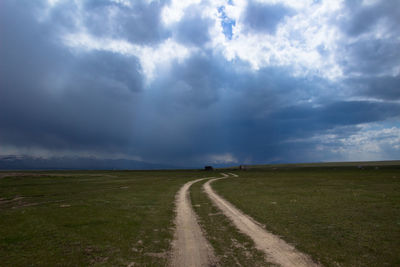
[
  {"left": 0, "top": 170, "right": 206, "bottom": 266},
  {"left": 213, "top": 166, "right": 400, "bottom": 266},
  {"left": 1, "top": 162, "right": 399, "bottom": 267},
  {"left": 190, "top": 179, "right": 268, "bottom": 266}
]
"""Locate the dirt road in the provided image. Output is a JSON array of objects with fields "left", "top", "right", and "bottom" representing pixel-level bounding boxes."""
[
  {"left": 204, "top": 175, "right": 320, "bottom": 267},
  {"left": 170, "top": 177, "right": 218, "bottom": 267}
]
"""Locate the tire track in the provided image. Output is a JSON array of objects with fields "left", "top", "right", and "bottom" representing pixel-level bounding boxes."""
[
  {"left": 170, "top": 176, "right": 222, "bottom": 267},
  {"left": 204, "top": 174, "right": 320, "bottom": 267}
]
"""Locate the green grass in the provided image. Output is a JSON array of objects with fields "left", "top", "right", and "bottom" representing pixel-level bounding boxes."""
[
  {"left": 241, "top": 160, "right": 400, "bottom": 169},
  {"left": 213, "top": 167, "right": 400, "bottom": 266},
  {"left": 190, "top": 179, "right": 269, "bottom": 266},
  {"left": 0, "top": 170, "right": 206, "bottom": 266},
  {"left": 2, "top": 166, "right": 399, "bottom": 266}
]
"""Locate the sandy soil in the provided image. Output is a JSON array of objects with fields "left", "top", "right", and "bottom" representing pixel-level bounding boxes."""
[
  {"left": 204, "top": 175, "right": 320, "bottom": 267},
  {"left": 170, "top": 177, "right": 217, "bottom": 267}
]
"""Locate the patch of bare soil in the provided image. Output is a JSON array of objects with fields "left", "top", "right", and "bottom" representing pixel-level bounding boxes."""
[
  {"left": 204, "top": 175, "right": 321, "bottom": 267},
  {"left": 170, "top": 178, "right": 217, "bottom": 267},
  {"left": 0, "top": 196, "right": 24, "bottom": 204},
  {"left": 0, "top": 196, "right": 69, "bottom": 209},
  {"left": 0, "top": 196, "right": 39, "bottom": 209}
]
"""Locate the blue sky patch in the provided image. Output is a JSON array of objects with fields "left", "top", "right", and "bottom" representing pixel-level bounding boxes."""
[{"left": 218, "top": 6, "right": 236, "bottom": 40}]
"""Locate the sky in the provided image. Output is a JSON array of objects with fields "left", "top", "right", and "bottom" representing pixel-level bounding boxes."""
[{"left": 0, "top": 0, "right": 400, "bottom": 167}]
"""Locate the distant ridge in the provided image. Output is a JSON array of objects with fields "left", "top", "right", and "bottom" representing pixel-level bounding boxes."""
[
  {"left": 0, "top": 155, "right": 180, "bottom": 170},
  {"left": 239, "top": 160, "right": 400, "bottom": 169}
]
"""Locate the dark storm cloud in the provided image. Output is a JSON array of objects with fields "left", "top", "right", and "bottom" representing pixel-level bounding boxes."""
[
  {"left": 341, "top": 0, "right": 400, "bottom": 37},
  {"left": 244, "top": 1, "right": 294, "bottom": 34},
  {"left": 221, "top": 100, "right": 400, "bottom": 163},
  {"left": 152, "top": 52, "right": 230, "bottom": 107},
  {"left": 63, "top": 0, "right": 400, "bottom": 166},
  {"left": 1, "top": 0, "right": 399, "bottom": 167},
  {"left": 270, "top": 101, "right": 400, "bottom": 131},
  {"left": 125, "top": 51, "right": 233, "bottom": 162},
  {"left": 83, "top": 0, "right": 169, "bottom": 44},
  {"left": 71, "top": 51, "right": 143, "bottom": 93},
  {"left": 347, "top": 75, "right": 400, "bottom": 100},
  {"left": 335, "top": 0, "right": 400, "bottom": 102},
  {"left": 174, "top": 5, "right": 213, "bottom": 46},
  {"left": 44, "top": 0, "right": 170, "bottom": 45},
  {"left": 340, "top": 38, "right": 400, "bottom": 76},
  {"left": 134, "top": 52, "right": 400, "bottom": 164},
  {"left": 0, "top": 1, "right": 143, "bottom": 155}
]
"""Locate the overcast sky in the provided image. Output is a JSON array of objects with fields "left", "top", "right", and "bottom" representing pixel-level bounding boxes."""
[{"left": 1, "top": 0, "right": 399, "bottom": 166}]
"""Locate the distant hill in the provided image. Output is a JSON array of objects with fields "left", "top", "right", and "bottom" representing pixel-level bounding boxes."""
[
  {"left": 237, "top": 160, "right": 400, "bottom": 170},
  {"left": 0, "top": 155, "right": 180, "bottom": 170}
]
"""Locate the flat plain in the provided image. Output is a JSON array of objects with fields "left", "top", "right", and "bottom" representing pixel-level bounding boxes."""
[
  {"left": 213, "top": 166, "right": 400, "bottom": 266},
  {"left": 0, "top": 170, "right": 207, "bottom": 266},
  {"left": 1, "top": 163, "right": 399, "bottom": 267}
]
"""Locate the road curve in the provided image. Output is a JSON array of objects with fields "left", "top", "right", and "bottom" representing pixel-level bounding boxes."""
[
  {"left": 204, "top": 175, "right": 321, "bottom": 267},
  {"left": 170, "top": 177, "right": 217, "bottom": 267}
]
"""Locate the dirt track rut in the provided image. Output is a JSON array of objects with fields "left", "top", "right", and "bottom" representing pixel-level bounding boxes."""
[
  {"left": 170, "top": 177, "right": 217, "bottom": 267},
  {"left": 204, "top": 175, "right": 320, "bottom": 267}
]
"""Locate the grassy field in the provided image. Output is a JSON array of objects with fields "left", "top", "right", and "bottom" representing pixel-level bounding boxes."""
[
  {"left": 241, "top": 160, "right": 400, "bottom": 169},
  {"left": 0, "top": 170, "right": 206, "bottom": 266},
  {"left": 190, "top": 179, "right": 268, "bottom": 266},
  {"left": 213, "top": 166, "right": 400, "bottom": 266},
  {"left": 2, "top": 164, "right": 399, "bottom": 266}
]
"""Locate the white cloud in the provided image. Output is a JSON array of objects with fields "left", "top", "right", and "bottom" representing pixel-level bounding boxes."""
[
  {"left": 251, "top": 0, "right": 312, "bottom": 9},
  {"left": 110, "top": 0, "right": 132, "bottom": 7},
  {"left": 362, "top": 0, "right": 380, "bottom": 6},
  {"left": 161, "top": 0, "right": 203, "bottom": 25},
  {"left": 54, "top": 0, "right": 349, "bottom": 82},
  {"left": 47, "top": 0, "right": 61, "bottom": 6},
  {"left": 204, "top": 0, "right": 345, "bottom": 79},
  {"left": 312, "top": 124, "right": 400, "bottom": 161},
  {"left": 138, "top": 39, "right": 192, "bottom": 82},
  {"left": 62, "top": 32, "right": 191, "bottom": 83},
  {"left": 56, "top": 0, "right": 397, "bottom": 82},
  {"left": 207, "top": 153, "right": 238, "bottom": 164}
]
